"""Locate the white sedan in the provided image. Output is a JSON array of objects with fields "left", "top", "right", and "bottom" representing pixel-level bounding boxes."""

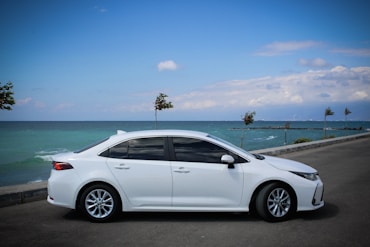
[{"left": 47, "top": 129, "right": 324, "bottom": 222}]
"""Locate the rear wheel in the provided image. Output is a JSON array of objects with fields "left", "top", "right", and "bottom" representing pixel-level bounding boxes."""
[
  {"left": 79, "top": 184, "right": 121, "bottom": 222},
  {"left": 256, "top": 183, "right": 296, "bottom": 222}
]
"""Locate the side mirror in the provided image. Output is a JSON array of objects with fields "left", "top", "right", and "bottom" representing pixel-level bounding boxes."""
[{"left": 221, "top": 154, "right": 235, "bottom": 169}]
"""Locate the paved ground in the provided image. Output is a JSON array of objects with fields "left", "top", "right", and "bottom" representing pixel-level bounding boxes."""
[{"left": 1, "top": 136, "right": 369, "bottom": 247}]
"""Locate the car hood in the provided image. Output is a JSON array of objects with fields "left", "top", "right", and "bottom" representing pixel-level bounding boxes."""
[{"left": 262, "top": 155, "right": 317, "bottom": 173}]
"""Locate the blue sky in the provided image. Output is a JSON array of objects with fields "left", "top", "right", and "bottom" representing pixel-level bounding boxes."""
[{"left": 1, "top": 0, "right": 369, "bottom": 121}]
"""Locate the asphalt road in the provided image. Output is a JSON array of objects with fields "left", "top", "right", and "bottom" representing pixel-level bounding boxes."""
[{"left": 1, "top": 137, "right": 370, "bottom": 247}]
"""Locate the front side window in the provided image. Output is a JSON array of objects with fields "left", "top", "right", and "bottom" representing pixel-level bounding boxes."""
[
  {"left": 172, "top": 137, "right": 229, "bottom": 163},
  {"left": 100, "top": 137, "right": 165, "bottom": 160}
]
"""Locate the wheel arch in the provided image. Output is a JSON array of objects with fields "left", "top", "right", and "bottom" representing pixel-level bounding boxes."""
[
  {"left": 76, "top": 181, "right": 123, "bottom": 211},
  {"left": 249, "top": 180, "right": 298, "bottom": 213}
]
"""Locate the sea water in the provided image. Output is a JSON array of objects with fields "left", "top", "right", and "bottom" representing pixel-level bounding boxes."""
[{"left": 0, "top": 121, "right": 369, "bottom": 187}]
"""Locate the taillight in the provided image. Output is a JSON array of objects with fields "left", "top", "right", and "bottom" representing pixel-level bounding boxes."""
[{"left": 53, "top": 161, "right": 74, "bottom": 170}]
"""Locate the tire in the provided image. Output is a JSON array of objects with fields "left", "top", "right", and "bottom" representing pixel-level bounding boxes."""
[
  {"left": 79, "top": 184, "right": 121, "bottom": 222},
  {"left": 256, "top": 182, "right": 296, "bottom": 222}
]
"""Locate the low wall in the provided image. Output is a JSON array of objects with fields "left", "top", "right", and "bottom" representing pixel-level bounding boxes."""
[
  {"left": 0, "top": 181, "right": 48, "bottom": 208},
  {"left": 252, "top": 132, "right": 370, "bottom": 155}
]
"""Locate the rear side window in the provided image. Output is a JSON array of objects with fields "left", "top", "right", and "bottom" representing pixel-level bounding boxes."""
[{"left": 100, "top": 137, "right": 165, "bottom": 160}]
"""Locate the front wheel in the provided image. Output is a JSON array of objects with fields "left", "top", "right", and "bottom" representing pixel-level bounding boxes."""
[
  {"left": 79, "top": 184, "right": 121, "bottom": 222},
  {"left": 256, "top": 183, "right": 296, "bottom": 222}
]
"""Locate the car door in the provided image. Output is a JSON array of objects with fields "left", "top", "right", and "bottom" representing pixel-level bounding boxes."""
[
  {"left": 104, "top": 137, "right": 172, "bottom": 208},
  {"left": 170, "top": 137, "right": 245, "bottom": 208}
]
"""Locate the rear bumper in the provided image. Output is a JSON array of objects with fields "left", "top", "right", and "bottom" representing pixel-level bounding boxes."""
[
  {"left": 47, "top": 170, "right": 80, "bottom": 209},
  {"left": 47, "top": 195, "right": 74, "bottom": 209}
]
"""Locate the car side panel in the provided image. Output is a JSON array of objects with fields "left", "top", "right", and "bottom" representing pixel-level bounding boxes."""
[
  {"left": 171, "top": 161, "right": 244, "bottom": 207},
  {"left": 106, "top": 159, "right": 172, "bottom": 208}
]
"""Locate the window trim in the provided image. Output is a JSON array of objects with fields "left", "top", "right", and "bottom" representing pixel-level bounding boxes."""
[
  {"left": 99, "top": 136, "right": 171, "bottom": 161},
  {"left": 98, "top": 135, "right": 249, "bottom": 164},
  {"left": 168, "top": 136, "right": 248, "bottom": 164}
]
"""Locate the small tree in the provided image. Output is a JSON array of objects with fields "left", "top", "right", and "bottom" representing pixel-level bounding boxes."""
[
  {"left": 344, "top": 107, "right": 351, "bottom": 129},
  {"left": 0, "top": 81, "right": 15, "bottom": 111},
  {"left": 154, "top": 93, "right": 173, "bottom": 129},
  {"left": 324, "top": 107, "right": 334, "bottom": 138},
  {"left": 240, "top": 111, "right": 256, "bottom": 148}
]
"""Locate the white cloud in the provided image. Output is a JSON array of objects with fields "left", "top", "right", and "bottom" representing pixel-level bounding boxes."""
[
  {"left": 330, "top": 48, "right": 370, "bottom": 57},
  {"left": 16, "top": 97, "right": 46, "bottom": 109},
  {"left": 34, "top": 101, "right": 46, "bottom": 108},
  {"left": 116, "top": 102, "right": 152, "bottom": 112},
  {"left": 298, "top": 58, "right": 330, "bottom": 67},
  {"left": 94, "top": 6, "right": 108, "bottom": 13},
  {"left": 173, "top": 66, "right": 370, "bottom": 111},
  {"left": 54, "top": 103, "right": 74, "bottom": 111},
  {"left": 255, "top": 40, "right": 322, "bottom": 56},
  {"left": 182, "top": 99, "right": 217, "bottom": 110},
  {"left": 291, "top": 95, "right": 304, "bottom": 103},
  {"left": 157, "top": 60, "right": 178, "bottom": 71},
  {"left": 351, "top": 91, "right": 368, "bottom": 100},
  {"left": 17, "top": 97, "right": 32, "bottom": 105}
]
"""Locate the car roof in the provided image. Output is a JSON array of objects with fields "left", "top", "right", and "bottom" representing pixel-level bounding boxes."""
[
  {"left": 78, "top": 129, "right": 253, "bottom": 161},
  {"left": 75, "top": 129, "right": 211, "bottom": 155},
  {"left": 109, "top": 129, "right": 209, "bottom": 141}
]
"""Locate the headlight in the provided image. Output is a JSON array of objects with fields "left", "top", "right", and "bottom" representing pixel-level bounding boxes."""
[{"left": 291, "top": 171, "right": 319, "bottom": 181}]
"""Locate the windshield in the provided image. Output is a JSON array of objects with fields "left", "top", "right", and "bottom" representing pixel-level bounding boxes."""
[{"left": 207, "top": 134, "right": 254, "bottom": 158}]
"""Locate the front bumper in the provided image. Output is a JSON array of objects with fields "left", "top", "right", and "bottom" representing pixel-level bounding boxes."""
[
  {"left": 296, "top": 178, "right": 324, "bottom": 211},
  {"left": 312, "top": 183, "right": 324, "bottom": 206}
]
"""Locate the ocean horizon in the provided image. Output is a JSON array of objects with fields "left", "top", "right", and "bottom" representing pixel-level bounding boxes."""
[{"left": 1, "top": 120, "right": 369, "bottom": 187}]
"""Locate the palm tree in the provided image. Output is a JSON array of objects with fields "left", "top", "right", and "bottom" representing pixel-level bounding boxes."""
[
  {"left": 240, "top": 111, "right": 256, "bottom": 148},
  {"left": 324, "top": 107, "right": 334, "bottom": 138},
  {"left": 0, "top": 81, "right": 15, "bottom": 111},
  {"left": 344, "top": 107, "right": 351, "bottom": 129},
  {"left": 154, "top": 93, "right": 173, "bottom": 129}
]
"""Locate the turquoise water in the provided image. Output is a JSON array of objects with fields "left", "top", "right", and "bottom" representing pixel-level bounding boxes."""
[{"left": 1, "top": 121, "right": 369, "bottom": 186}]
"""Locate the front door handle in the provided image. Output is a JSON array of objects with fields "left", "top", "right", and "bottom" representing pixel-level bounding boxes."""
[{"left": 174, "top": 167, "right": 190, "bottom": 173}]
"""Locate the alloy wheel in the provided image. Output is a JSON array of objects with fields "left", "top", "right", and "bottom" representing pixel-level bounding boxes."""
[
  {"left": 85, "top": 188, "right": 114, "bottom": 219},
  {"left": 267, "top": 188, "right": 291, "bottom": 218}
]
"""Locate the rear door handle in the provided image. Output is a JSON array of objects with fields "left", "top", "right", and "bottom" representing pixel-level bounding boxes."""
[
  {"left": 174, "top": 167, "right": 190, "bottom": 173},
  {"left": 114, "top": 164, "right": 130, "bottom": 170}
]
